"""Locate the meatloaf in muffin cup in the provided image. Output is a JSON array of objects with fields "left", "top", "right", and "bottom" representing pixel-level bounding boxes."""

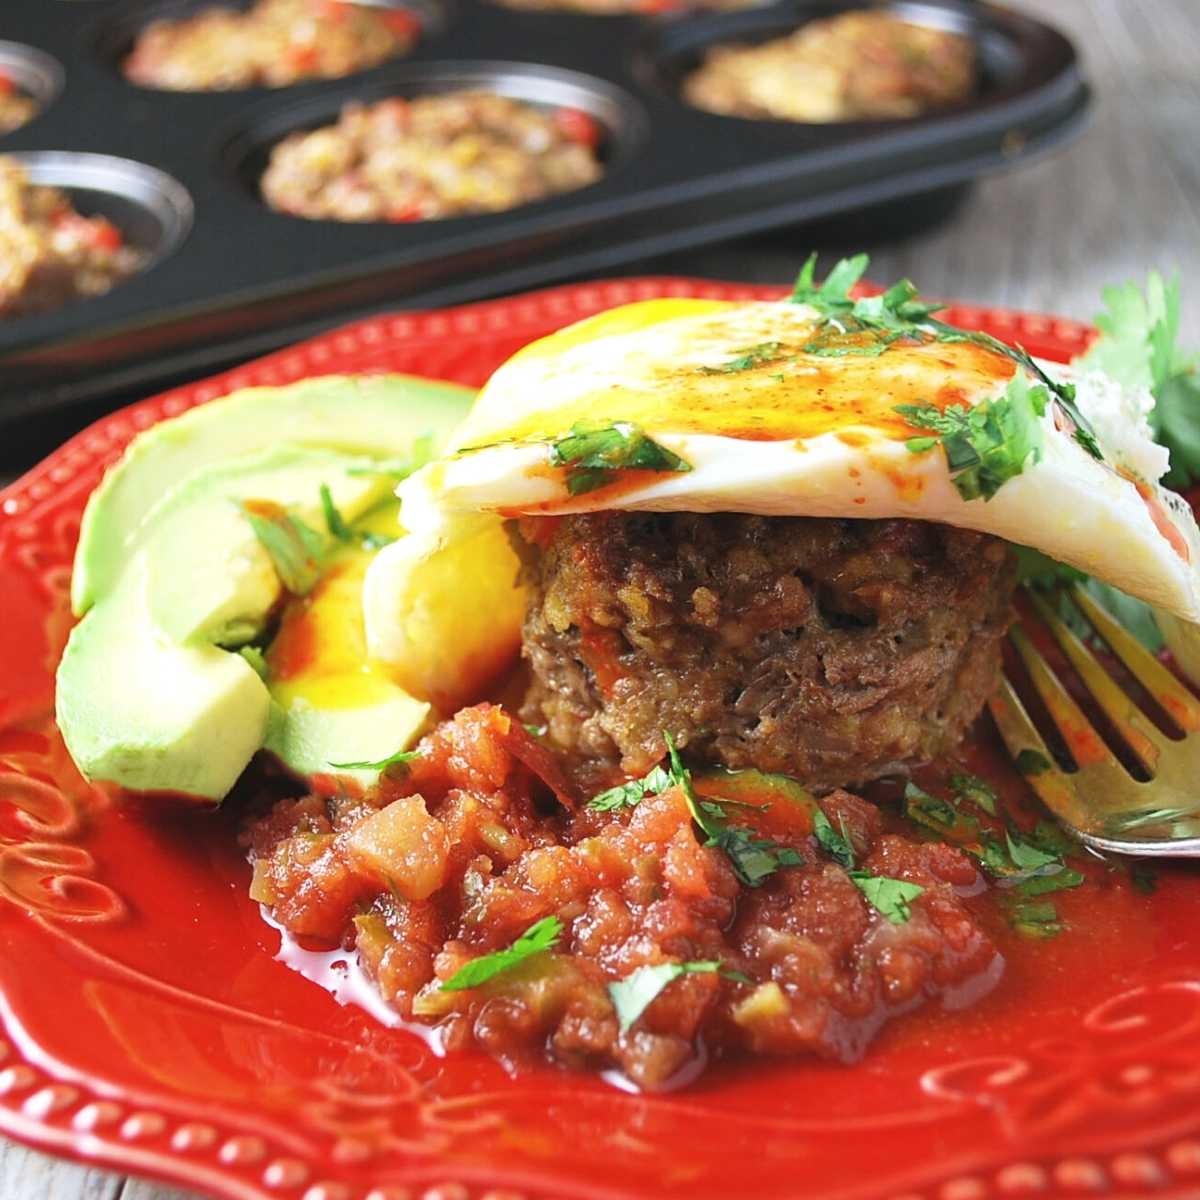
[
  {"left": 684, "top": 10, "right": 976, "bottom": 123},
  {"left": 521, "top": 511, "right": 1015, "bottom": 789},
  {"left": 260, "top": 92, "right": 604, "bottom": 222}
]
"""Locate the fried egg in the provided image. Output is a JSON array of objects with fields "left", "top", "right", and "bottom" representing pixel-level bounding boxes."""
[{"left": 366, "top": 297, "right": 1200, "bottom": 702}]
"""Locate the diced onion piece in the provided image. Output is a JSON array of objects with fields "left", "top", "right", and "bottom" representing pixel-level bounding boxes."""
[{"left": 343, "top": 795, "right": 450, "bottom": 900}]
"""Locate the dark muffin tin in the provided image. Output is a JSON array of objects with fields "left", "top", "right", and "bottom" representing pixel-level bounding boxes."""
[{"left": 0, "top": 0, "right": 1089, "bottom": 420}]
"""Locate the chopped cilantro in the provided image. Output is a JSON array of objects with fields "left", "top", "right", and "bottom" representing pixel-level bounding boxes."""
[
  {"left": 240, "top": 502, "right": 325, "bottom": 596},
  {"left": 710, "top": 826, "right": 805, "bottom": 887},
  {"left": 1013, "top": 867, "right": 1085, "bottom": 898},
  {"left": 238, "top": 645, "right": 269, "bottom": 680},
  {"left": 896, "top": 371, "right": 1048, "bottom": 501},
  {"left": 1130, "top": 861, "right": 1159, "bottom": 894},
  {"left": 1079, "top": 271, "right": 1200, "bottom": 488},
  {"left": 608, "top": 961, "right": 719, "bottom": 1032},
  {"left": 1009, "top": 899, "right": 1063, "bottom": 938},
  {"left": 1004, "top": 829, "right": 1060, "bottom": 873},
  {"left": 524, "top": 723, "right": 548, "bottom": 737},
  {"left": 549, "top": 422, "right": 691, "bottom": 497},
  {"left": 790, "top": 253, "right": 1102, "bottom": 463},
  {"left": 662, "top": 733, "right": 802, "bottom": 887},
  {"left": 1015, "top": 749, "right": 1053, "bottom": 776},
  {"left": 441, "top": 916, "right": 563, "bottom": 992},
  {"left": 329, "top": 746, "right": 423, "bottom": 772},
  {"left": 904, "top": 781, "right": 971, "bottom": 836},
  {"left": 320, "top": 483, "right": 354, "bottom": 542},
  {"left": 588, "top": 764, "right": 673, "bottom": 812},
  {"left": 812, "top": 807, "right": 856, "bottom": 868},
  {"left": 700, "top": 341, "right": 790, "bottom": 375},
  {"left": 949, "top": 773, "right": 998, "bottom": 816},
  {"left": 849, "top": 871, "right": 925, "bottom": 924}
]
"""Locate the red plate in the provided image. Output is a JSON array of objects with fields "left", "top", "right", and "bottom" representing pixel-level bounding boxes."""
[{"left": 4, "top": 279, "right": 1200, "bottom": 1200}]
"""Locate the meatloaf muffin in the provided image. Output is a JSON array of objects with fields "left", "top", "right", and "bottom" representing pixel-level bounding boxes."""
[
  {"left": 260, "top": 93, "right": 604, "bottom": 222},
  {"left": 123, "top": 0, "right": 420, "bottom": 91},
  {"left": 521, "top": 512, "right": 1015, "bottom": 789},
  {"left": 0, "top": 157, "right": 144, "bottom": 320},
  {"left": 683, "top": 10, "right": 976, "bottom": 123},
  {"left": 0, "top": 75, "right": 38, "bottom": 135}
]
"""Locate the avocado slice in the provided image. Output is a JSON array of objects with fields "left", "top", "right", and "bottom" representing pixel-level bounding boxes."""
[
  {"left": 263, "top": 521, "right": 431, "bottom": 785},
  {"left": 72, "top": 374, "right": 476, "bottom": 617},
  {"left": 56, "top": 556, "right": 271, "bottom": 802},
  {"left": 57, "top": 447, "right": 403, "bottom": 801},
  {"left": 140, "top": 445, "right": 395, "bottom": 646}
]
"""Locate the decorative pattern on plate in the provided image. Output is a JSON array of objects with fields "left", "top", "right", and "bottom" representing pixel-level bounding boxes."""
[{"left": 4, "top": 278, "right": 1199, "bottom": 1200}]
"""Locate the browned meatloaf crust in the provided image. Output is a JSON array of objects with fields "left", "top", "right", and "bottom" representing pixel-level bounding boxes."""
[{"left": 520, "top": 512, "right": 1015, "bottom": 789}]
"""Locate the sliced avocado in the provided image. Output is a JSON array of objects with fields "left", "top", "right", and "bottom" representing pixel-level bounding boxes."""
[
  {"left": 141, "top": 445, "right": 394, "bottom": 646},
  {"left": 72, "top": 374, "right": 476, "bottom": 616},
  {"left": 263, "top": 514, "right": 430, "bottom": 785},
  {"left": 692, "top": 767, "right": 820, "bottom": 835},
  {"left": 56, "top": 556, "right": 271, "bottom": 802}
]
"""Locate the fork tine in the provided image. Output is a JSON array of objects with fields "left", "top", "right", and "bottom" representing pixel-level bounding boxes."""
[
  {"left": 1069, "top": 585, "right": 1200, "bottom": 733},
  {"left": 987, "top": 675, "right": 1088, "bottom": 829},
  {"left": 1027, "top": 591, "right": 1166, "bottom": 772},
  {"left": 1008, "top": 625, "right": 1124, "bottom": 771}
]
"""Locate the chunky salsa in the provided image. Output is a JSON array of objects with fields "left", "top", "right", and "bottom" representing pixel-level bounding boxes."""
[{"left": 243, "top": 701, "right": 1103, "bottom": 1090}]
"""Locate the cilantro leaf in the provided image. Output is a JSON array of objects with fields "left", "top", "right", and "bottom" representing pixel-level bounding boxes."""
[
  {"left": 849, "top": 871, "right": 925, "bottom": 924},
  {"left": 1004, "top": 829, "right": 1060, "bottom": 872},
  {"left": 1079, "top": 273, "right": 1200, "bottom": 485},
  {"left": 1013, "top": 867, "right": 1085, "bottom": 898},
  {"left": 1009, "top": 899, "right": 1063, "bottom": 938},
  {"left": 895, "top": 371, "right": 1048, "bottom": 502},
  {"left": 588, "top": 764, "right": 673, "bottom": 812},
  {"left": 791, "top": 252, "right": 871, "bottom": 307},
  {"left": 608, "top": 961, "right": 719, "bottom": 1032},
  {"left": 812, "top": 807, "right": 856, "bottom": 868},
  {"left": 320, "top": 483, "right": 354, "bottom": 542},
  {"left": 662, "top": 732, "right": 802, "bottom": 887},
  {"left": 949, "top": 773, "right": 998, "bottom": 816},
  {"left": 711, "top": 827, "right": 804, "bottom": 887},
  {"left": 1130, "top": 861, "right": 1158, "bottom": 894},
  {"left": 329, "top": 747, "right": 423, "bottom": 771},
  {"left": 700, "top": 341, "right": 790, "bottom": 375},
  {"left": 549, "top": 422, "right": 691, "bottom": 497},
  {"left": 1015, "top": 748, "right": 1053, "bottom": 776},
  {"left": 441, "top": 916, "right": 563, "bottom": 992},
  {"left": 238, "top": 645, "right": 269, "bottom": 680},
  {"left": 904, "top": 781, "right": 979, "bottom": 841},
  {"left": 240, "top": 502, "right": 325, "bottom": 596}
]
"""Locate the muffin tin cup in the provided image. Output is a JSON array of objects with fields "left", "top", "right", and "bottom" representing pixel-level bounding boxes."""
[
  {"left": 0, "top": 0, "right": 1089, "bottom": 420},
  {"left": 0, "top": 40, "right": 65, "bottom": 115},
  {"left": 222, "top": 60, "right": 649, "bottom": 198}
]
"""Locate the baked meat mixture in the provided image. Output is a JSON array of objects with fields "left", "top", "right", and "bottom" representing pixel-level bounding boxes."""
[
  {"left": 0, "top": 157, "right": 144, "bottom": 320},
  {"left": 0, "top": 75, "right": 38, "bottom": 134},
  {"left": 684, "top": 10, "right": 976, "bottom": 123},
  {"left": 123, "top": 0, "right": 420, "bottom": 91},
  {"left": 520, "top": 512, "right": 1015, "bottom": 788},
  {"left": 261, "top": 93, "right": 604, "bottom": 222}
]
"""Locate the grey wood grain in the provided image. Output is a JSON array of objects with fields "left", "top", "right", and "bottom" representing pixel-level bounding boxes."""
[{"left": 3, "top": 0, "right": 1199, "bottom": 1195}]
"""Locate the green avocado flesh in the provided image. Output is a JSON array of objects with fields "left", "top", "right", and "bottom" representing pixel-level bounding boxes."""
[
  {"left": 71, "top": 373, "right": 477, "bottom": 617},
  {"left": 56, "top": 557, "right": 272, "bottom": 802},
  {"left": 57, "top": 374, "right": 476, "bottom": 802}
]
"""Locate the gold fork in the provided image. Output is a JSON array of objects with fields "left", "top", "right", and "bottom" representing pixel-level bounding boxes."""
[{"left": 988, "top": 584, "right": 1200, "bottom": 856}]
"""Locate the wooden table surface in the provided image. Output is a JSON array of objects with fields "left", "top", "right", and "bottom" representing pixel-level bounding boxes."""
[{"left": 3, "top": 0, "right": 1199, "bottom": 1195}]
